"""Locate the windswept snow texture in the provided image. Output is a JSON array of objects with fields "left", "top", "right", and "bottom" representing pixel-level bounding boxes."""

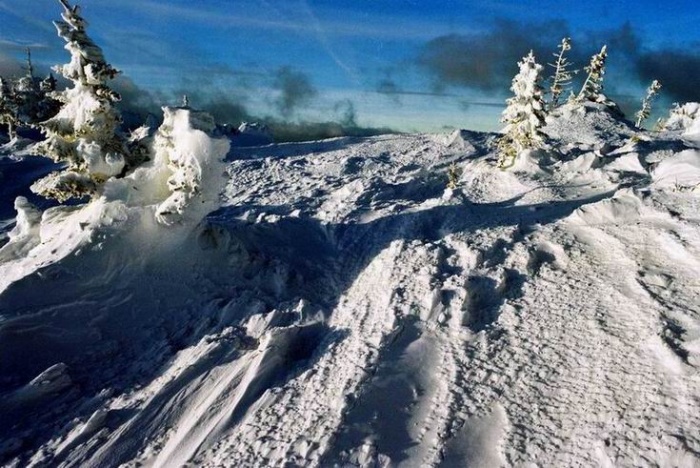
[{"left": 2, "top": 107, "right": 700, "bottom": 467}]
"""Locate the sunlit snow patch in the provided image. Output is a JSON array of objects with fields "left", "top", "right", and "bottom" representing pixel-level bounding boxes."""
[{"left": 652, "top": 150, "right": 700, "bottom": 190}]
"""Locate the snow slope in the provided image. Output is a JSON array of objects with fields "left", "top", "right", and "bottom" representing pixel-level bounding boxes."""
[{"left": 1, "top": 105, "right": 700, "bottom": 467}]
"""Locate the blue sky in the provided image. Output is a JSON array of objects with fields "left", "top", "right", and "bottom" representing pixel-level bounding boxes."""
[{"left": 1, "top": 0, "right": 699, "bottom": 134}]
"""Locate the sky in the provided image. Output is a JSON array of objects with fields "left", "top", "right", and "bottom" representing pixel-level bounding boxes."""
[{"left": 1, "top": 0, "right": 699, "bottom": 136}]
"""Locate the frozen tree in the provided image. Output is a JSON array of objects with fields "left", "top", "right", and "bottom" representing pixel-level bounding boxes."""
[
  {"left": 446, "top": 163, "right": 460, "bottom": 189},
  {"left": 635, "top": 80, "right": 662, "bottom": 128},
  {"left": 31, "top": 0, "right": 139, "bottom": 202},
  {"left": 0, "top": 51, "right": 59, "bottom": 135},
  {"left": 576, "top": 45, "right": 607, "bottom": 103},
  {"left": 0, "top": 77, "right": 18, "bottom": 138},
  {"left": 660, "top": 102, "right": 700, "bottom": 133},
  {"left": 24, "top": 48, "right": 35, "bottom": 78},
  {"left": 34, "top": 73, "right": 61, "bottom": 122},
  {"left": 14, "top": 50, "right": 47, "bottom": 125},
  {"left": 40, "top": 73, "right": 58, "bottom": 94},
  {"left": 548, "top": 38, "right": 575, "bottom": 109},
  {"left": 152, "top": 107, "right": 230, "bottom": 225},
  {"left": 13, "top": 78, "right": 39, "bottom": 127},
  {"left": 497, "top": 51, "right": 547, "bottom": 169}
]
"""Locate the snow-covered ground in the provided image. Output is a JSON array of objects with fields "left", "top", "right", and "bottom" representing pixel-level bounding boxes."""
[{"left": 1, "top": 104, "right": 700, "bottom": 467}]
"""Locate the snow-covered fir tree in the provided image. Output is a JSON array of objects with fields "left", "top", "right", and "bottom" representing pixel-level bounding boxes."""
[
  {"left": 0, "top": 76, "right": 18, "bottom": 139},
  {"left": 152, "top": 107, "right": 229, "bottom": 225},
  {"left": 31, "top": 0, "right": 140, "bottom": 202},
  {"left": 548, "top": 37, "right": 575, "bottom": 109},
  {"left": 40, "top": 73, "right": 57, "bottom": 94},
  {"left": 0, "top": 51, "right": 59, "bottom": 138},
  {"left": 576, "top": 45, "right": 607, "bottom": 103},
  {"left": 660, "top": 102, "right": 700, "bottom": 133},
  {"left": 497, "top": 51, "right": 547, "bottom": 168},
  {"left": 14, "top": 50, "right": 52, "bottom": 125},
  {"left": 35, "top": 73, "right": 61, "bottom": 122},
  {"left": 635, "top": 80, "right": 661, "bottom": 128}
]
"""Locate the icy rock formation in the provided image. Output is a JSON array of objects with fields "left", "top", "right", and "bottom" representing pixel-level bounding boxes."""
[{"left": 153, "top": 107, "right": 230, "bottom": 225}]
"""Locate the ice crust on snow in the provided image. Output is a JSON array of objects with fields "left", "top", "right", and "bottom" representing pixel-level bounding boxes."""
[{"left": 1, "top": 104, "right": 700, "bottom": 467}]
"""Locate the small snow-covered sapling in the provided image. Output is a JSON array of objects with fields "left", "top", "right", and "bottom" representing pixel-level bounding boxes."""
[
  {"left": 497, "top": 51, "right": 547, "bottom": 169},
  {"left": 635, "top": 80, "right": 662, "bottom": 128}
]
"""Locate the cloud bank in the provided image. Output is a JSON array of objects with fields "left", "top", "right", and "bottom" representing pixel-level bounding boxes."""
[
  {"left": 415, "top": 19, "right": 700, "bottom": 109},
  {"left": 417, "top": 20, "right": 568, "bottom": 93}
]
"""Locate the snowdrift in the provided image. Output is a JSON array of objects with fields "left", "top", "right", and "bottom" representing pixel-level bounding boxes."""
[{"left": 1, "top": 105, "right": 700, "bottom": 467}]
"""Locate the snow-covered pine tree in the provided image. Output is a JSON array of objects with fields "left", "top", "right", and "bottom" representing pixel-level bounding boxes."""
[
  {"left": 14, "top": 49, "right": 45, "bottom": 125},
  {"left": 0, "top": 51, "right": 59, "bottom": 136},
  {"left": 548, "top": 37, "right": 574, "bottom": 109},
  {"left": 31, "top": 0, "right": 138, "bottom": 202},
  {"left": 35, "top": 73, "right": 61, "bottom": 122},
  {"left": 635, "top": 80, "right": 661, "bottom": 128},
  {"left": 40, "top": 73, "right": 57, "bottom": 94},
  {"left": 152, "top": 106, "right": 229, "bottom": 225},
  {"left": 576, "top": 45, "right": 607, "bottom": 103},
  {"left": 25, "top": 48, "right": 34, "bottom": 78},
  {"left": 0, "top": 76, "right": 18, "bottom": 139},
  {"left": 659, "top": 102, "right": 700, "bottom": 133},
  {"left": 497, "top": 51, "right": 547, "bottom": 169}
]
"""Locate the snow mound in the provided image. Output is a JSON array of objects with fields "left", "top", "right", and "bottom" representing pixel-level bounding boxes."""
[
  {"left": 544, "top": 101, "right": 636, "bottom": 148},
  {"left": 566, "top": 188, "right": 644, "bottom": 225},
  {"left": 7, "top": 196, "right": 41, "bottom": 241},
  {"left": 0, "top": 197, "right": 128, "bottom": 292},
  {"left": 652, "top": 149, "right": 700, "bottom": 190},
  {"left": 440, "top": 129, "right": 480, "bottom": 154},
  {"left": 663, "top": 102, "right": 700, "bottom": 139}
]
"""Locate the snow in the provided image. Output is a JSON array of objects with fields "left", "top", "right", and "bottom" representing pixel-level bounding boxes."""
[
  {"left": 7, "top": 197, "right": 41, "bottom": 241},
  {"left": 149, "top": 107, "right": 230, "bottom": 225},
  {"left": 663, "top": 102, "right": 700, "bottom": 139},
  {"left": 652, "top": 149, "right": 700, "bottom": 190},
  {"left": 497, "top": 51, "right": 546, "bottom": 168},
  {"left": 1, "top": 104, "right": 700, "bottom": 467}
]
